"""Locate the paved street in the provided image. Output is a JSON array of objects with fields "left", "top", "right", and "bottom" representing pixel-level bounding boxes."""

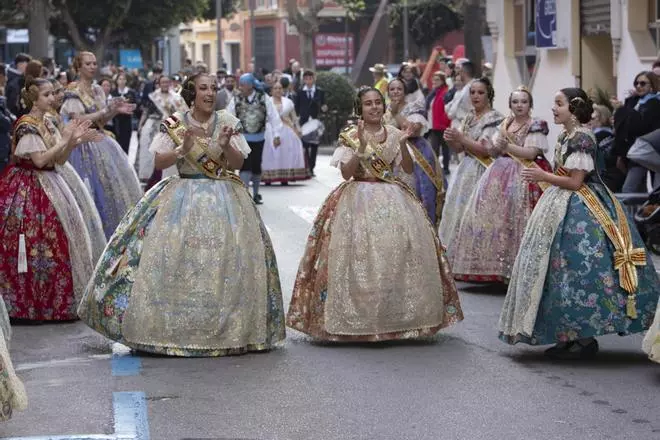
[{"left": 1, "top": 148, "right": 659, "bottom": 440}]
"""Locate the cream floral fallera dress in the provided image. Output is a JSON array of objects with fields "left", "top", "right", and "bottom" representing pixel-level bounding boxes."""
[
  {"left": 439, "top": 109, "right": 504, "bottom": 259},
  {"left": 78, "top": 110, "right": 285, "bottom": 356},
  {"left": 286, "top": 124, "right": 463, "bottom": 341}
]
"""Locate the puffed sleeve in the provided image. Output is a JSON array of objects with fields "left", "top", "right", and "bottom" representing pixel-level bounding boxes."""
[
  {"left": 149, "top": 130, "right": 177, "bottom": 154},
  {"left": 563, "top": 130, "right": 596, "bottom": 172},
  {"left": 330, "top": 143, "right": 355, "bottom": 168},
  {"left": 60, "top": 98, "right": 86, "bottom": 118},
  {"left": 221, "top": 111, "right": 251, "bottom": 158},
  {"left": 14, "top": 134, "right": 48, "bottom": 156},
  {"left": 525, "top": 119, "right": 550, "bottom": 153}
]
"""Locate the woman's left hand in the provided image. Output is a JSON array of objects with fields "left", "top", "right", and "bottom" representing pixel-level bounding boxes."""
[
  {"left": 116, "top": 102, "right": 136, "bottom": 115},
  {"left": 521, "top": 167, "right": 547, "bottom": 183},
  {"left": 218, "top": 126, "right": 234, "bottom": 148},
  {"left": 400, "top": 123, "right": 416, "bottom": 143}
]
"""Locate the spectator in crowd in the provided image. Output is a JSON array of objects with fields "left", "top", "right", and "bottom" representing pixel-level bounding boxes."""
[
  {"left": 591, "top": 104, "right": 624, "bottom": 192},
  {"left": 6, "top": 53, "right": 32, "bottom": 116},
  {"left": 0, "top": 92, "right": 12, "bottom": 173},
  {"left": 612, "top": 70, "right": 660, "bottom": 192},
  {"left": 370, "top": 63, "right": 389, "bottom": 98},
  {"left": 294, "top": 70, "right": 326, "bottom": 176},
  {"left": 426, "top": 71, "right": 451, "bottom": 174}
]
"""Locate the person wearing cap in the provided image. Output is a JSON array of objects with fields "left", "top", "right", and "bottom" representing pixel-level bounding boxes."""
[
  {"left": 370, "top": 63, "right": 389, "bottom": 97},
  {"left": 227, "top": 73, "right": 283, "bottom": 204}
]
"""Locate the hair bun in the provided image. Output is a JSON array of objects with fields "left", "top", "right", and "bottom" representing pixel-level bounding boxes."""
[{"left": 570, "top": 96, "right": 593, "bottom": 124}]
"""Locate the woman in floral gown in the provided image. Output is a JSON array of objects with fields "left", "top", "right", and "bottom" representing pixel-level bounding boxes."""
[
  {"left": 440, "top": 78, "right": 504, "bottom": 257},
  {"left": 262, "top": 79, "right": 309, "bottom": 184},
  {"left": 644, "top": 302, "right": 660, "bottom": 363},
  {"left": 385, "top": 77, "right": 444, "bottom": 226},
  {"left": 0, "top": 76, "right": 102, "bottom": 321},
  {"left": 61, "top": 52, "right": 142, "bottom": 238},
  {"left": 78, "top": 73, "right": 285, "bottom": 357},
  {"left": 286, "top": 87, "right": 462, "bottom": 342},
  {"left": 0, "top": 299, "right": 27, "bottom": 420},
  {"left": 137, "top": 75, "right": 188, "bottom": 182},
  {"left": 49, "top": 77, "right": 107, "bottom": 262},
  {"left": 499, "top": 87, "right": 659, "bottom": 359},
  {"left": 452, "top": 87, "right": 552, "bottom": 282}
]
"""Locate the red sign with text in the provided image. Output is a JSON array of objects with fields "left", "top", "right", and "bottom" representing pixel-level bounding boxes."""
[{"left": 314, "top": 33, "right": 354, "bottom": 67}]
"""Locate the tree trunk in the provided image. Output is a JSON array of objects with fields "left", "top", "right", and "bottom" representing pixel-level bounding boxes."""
[
  {"left": 93, "top": 40, "right": 107, "bottom": 66},
  {"left": 299, "top": 30, "right": 315, "bottom": 71},
  {"left": 463, "top": 0, "right": 483, "bottom": 77},
  {"left": 28, "top": 0, "right": 49, "bottom": 59}
]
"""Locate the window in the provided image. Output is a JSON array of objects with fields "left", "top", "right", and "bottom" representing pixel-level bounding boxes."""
[
  {"left": 256, "top": 0, "right": 278, "bottom": 9},
  {"left": 202, "top": 43, "right": 211, "bottom": 68},
  {"left": 649, "top": 0, "right": 660, "bottom": 53},
  {"left": 514, "top": 0, "right": 538, "bottom": 85}
]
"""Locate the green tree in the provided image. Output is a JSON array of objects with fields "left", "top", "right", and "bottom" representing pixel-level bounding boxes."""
[
  {"left": 285, "top": 0, "right": 365, "bottom": 70},
  {"left": 0, "top": 0, "right": 238, "bottom": 65},
  {"left": 389, "top": 0, "right": 463, "bottom": 59}
]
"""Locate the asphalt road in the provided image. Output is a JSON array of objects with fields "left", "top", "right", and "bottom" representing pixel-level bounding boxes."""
[{"left": 1, "top": 149, "right": 659, "bottom": 440}]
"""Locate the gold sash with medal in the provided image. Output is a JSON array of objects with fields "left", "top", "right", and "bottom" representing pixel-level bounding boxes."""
[
  {"left": 162, "top": 113, "right": 244, "bottom": 186},
  {"left": 338, "top": 125, "right": 419, "bottom": 201}
]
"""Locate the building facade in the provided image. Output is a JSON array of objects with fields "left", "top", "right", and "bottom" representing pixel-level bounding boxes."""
[{"left": 487, "top": 0, "right": 660, "bottom": 146}]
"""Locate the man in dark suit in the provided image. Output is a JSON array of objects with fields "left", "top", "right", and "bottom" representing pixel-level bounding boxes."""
[{"left": 294, "top": 70, "right": 326, "bottom": 176}]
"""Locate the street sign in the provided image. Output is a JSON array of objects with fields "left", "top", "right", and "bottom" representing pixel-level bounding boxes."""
[
  {"left": 7, "top": 29, "right": 29, "bottom": 44},
  {"left": 535, "top": 0, "right": 557, "bottom": 48},
  {"left": 314, "top": 33, "right": 354, "bottom": 67},
  {"left": 119, "top": 49, "right": 143, "bottom": 70}
]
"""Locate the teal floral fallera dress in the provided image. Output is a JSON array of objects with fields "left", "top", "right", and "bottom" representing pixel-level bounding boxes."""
[{"left": 499, "top": 128, "right": 659, "bottom": 346}]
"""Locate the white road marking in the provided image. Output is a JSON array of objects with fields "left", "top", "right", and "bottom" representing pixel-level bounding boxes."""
[
  {"left": 289, "top": 205, "right": 320, "bottom": 225},
  {"left": 16, "top": 354, "right": 112, "bottom": 372}
]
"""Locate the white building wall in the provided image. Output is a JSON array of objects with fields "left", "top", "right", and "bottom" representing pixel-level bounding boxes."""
[{"left": 616, "top": 3, "right": 655, "bottom": 98}]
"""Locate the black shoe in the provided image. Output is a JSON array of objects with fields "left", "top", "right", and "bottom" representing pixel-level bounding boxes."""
[
  {"left": 443, "top": 169, "right": 451, "bottom": 176},
  {"left": 253, "top": 194, "right": 263, "bottom": 205},
  {"left": 546, "top": 339, "right": 599, "bottom": 360},
  {"left": 281, "top": 181, "right": 288, "bottom": 186}
]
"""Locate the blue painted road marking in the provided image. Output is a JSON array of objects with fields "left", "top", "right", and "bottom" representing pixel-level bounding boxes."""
[
  {"left": 113, "top": 392, "right": 150, "bottom": 440},
  {"left": 3, "top": 391, "right": 150, "bottom": 440},
  {"left": 111, "top": 343, "right": 142, "bottom": 377}
]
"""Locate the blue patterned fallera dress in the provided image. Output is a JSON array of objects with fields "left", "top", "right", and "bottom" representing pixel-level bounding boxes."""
[
  {"left": 61, "top": 84, "right": 142, "bottom": 238},
  {"left": 77, "top": 110, "right": 285, "bottom": 357},
  {"left": 499, "top": 127, "right": 659, "bottom": 346},
  {"left": 385, "top": 89, "right": 444, "bottom": 226}
]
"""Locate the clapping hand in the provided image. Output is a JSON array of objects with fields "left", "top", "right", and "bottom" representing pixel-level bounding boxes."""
[
  {"left": 72, "top": 120, "right": 102, "bottom": 145},
  {"left": 357, "top": 120, "right": 366, "bottom": 151},
  {"left": 443, "top": 127, "right": 461, "bottom": 145},
  {"left": 218, "top": 126, "right": 233, "bottom": 149},
  {"left": 521, "top": 167, "right": 547, "bottom": 183},
  {"left": 400, "top": 123, "right": 416, "bottom": 143}
]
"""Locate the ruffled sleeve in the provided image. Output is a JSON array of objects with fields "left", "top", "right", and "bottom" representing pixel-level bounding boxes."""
[
  {"left": 524, "top": 131, "right": 549, "bottom": 153},
  {"left": 526, "top": 119, "right": 550, "bottom": 153},
  {"left": 60, "top": 98, "right": 86, "bottom": 117},
  {"left": 149, "top": 131, "right": 176, "bottom": 154},
  {"left": 563, "top": 130, "right": 596, "bottom": 172},
  {"left": 14, "top": 133, "right": 48, "bottom": 157},
  {"left": 330, "top": 144, "right": 355, "bottom": 168},
  {"left": 221, "top": 112, "right": 251, "bottom": 159}
]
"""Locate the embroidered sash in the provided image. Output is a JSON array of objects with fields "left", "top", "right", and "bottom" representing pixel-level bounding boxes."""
[
  {"left": 499, "top": 121, "right": 550, "bottom": 191},
  {"left": 162, "top": 114, "right": 244, "bottom": 185},
  {"left": 149, "top": 90, "right": 187, "bottom": 119},
  {"left": 338, "top": 126, "right": 419, "bottom": 198},
  {"left": 407, "top": 142, "right": 445, "bottom": 224},
  {"left": 461, "top": 115, "right": 493, "bottom": 168},
  {"left": 555, "top": 167, "right": 646, "bottom": 318}
]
